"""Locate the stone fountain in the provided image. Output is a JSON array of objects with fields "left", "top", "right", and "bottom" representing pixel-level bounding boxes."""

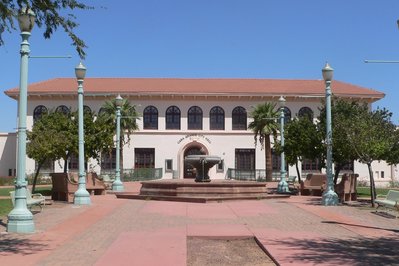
[{"left": 184, "top": 155, "right": 221, "bottom": 182}]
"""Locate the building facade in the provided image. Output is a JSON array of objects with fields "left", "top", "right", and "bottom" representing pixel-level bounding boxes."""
[{"left": 2, "top": 77, "right": 397, "bottom": 187}]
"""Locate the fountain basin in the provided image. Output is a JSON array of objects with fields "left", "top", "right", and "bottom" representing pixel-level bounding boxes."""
[{"left": 184, "top": 155, "right": 221, "bottom": 182}]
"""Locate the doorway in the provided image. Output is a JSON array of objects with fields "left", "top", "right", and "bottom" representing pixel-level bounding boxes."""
[{"left": 183, "top": 145, "right": 206, "bottom": 178}]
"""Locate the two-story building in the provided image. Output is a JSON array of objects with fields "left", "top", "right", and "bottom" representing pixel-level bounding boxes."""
[{"left": 1, "top": 77, "right": 395, "bottom": 186}]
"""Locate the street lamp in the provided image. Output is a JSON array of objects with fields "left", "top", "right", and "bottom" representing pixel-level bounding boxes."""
[
  {"left": 321, "top": 62, "right": 338, "bottom": 206},
  {"left": 112, "top": 94, "right": 124, "bottom": 191},
  {"left": 7, "top": 7, "right": 36, "bottom": 233},
  {"left": 73, "top": 62, "right": 91, "bottom": 205},
  {"left": 277, "top": 96, "right": 289, "bottom": 193}
]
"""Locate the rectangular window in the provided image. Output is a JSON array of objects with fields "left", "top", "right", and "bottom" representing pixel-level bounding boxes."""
[
  {"left": 381, "top": 171, "right": 385, "bottom": 178},
  {"left": 301, "top": 158, "right": 320, "bottom": 172},
  {"left": 235, "top": 149, "right": 255, "bottom": 170},
  {"left": 165, "top": 159, "right": 173, "bottom": 172},
  {"left": 101, "top": 148, "right": 117, "bottom": 170},
  {"left": 135, "top": 148, "right": 155, "bottom": 168},
  {"left": 375, "top": 171, "right": 379, "bottom": 179},
  {"left": 217, "top": 159, "right": 224, "bottom": 172},
  {"left": 271, "top": 150, "right": 280, "bottom": 171},
  {"left": 68, "top": 153, "right": 79, "bottom": 170}
]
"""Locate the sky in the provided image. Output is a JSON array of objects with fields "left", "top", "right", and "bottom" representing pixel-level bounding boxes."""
[{"left": 1, "top": 0, "right": 399, "bottom": 132}]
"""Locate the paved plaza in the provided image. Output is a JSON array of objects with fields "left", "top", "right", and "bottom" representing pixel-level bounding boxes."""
[{"left": 0, "top": 182, "right": 398, "bottom": 266}]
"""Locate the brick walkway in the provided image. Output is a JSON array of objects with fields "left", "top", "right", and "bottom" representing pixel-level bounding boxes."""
[{"left": 0, "top": 182, "right": 398, "bottom": 265}]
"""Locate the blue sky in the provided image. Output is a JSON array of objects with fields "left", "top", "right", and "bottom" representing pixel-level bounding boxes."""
[{"left": 1, "top": 0, "right": 399, "bottom": 132}]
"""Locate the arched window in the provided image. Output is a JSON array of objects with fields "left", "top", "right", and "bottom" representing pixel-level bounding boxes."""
[
  {"left": 232, "top": 106, "right": 247, "bottom": 130},
  {"left": 56, "top": 105, "right": 70, "bottom": 115},
  {"left": 188, "top": 106, "right": 203, "bottom": 130},
  {"left": 33, "top": 105, "right": 48, "bottom": 122},
  {"left": 166, "top": 106, "right": 181, "bottom": 130},
  {"left": 98, "top": 108, "right": 106, "bottom": 116},
  {"left": 210, "top": 106, "right": 225, "bottom": 130},
  {"left": 283, "top": 107, "right": 292, "bottom": 124},
  {"left": 298, "top": 107, "right": 314, "bottom": 121},
  {"left": 83, "top": 105, "right": 92, "bottom": 114},
  {"left": 143, "top": 106, "right": 158, "bottom": 129}
]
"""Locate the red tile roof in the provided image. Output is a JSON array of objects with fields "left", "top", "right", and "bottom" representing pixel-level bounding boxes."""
[{"left": 4, "top": 77, "right": 384, "bottom": 100}]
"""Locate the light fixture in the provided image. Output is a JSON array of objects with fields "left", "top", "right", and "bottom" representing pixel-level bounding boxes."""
[
  {"left": 115, "top": 94, "right": 123, "bottom": 107},
  {"left": 322, "top": 62, "right": 334, "bottom": 82},
  {"left": 75, "top": 62, "right": 86, "bottom": 80},
  {"left": 17, "top": 7, "right": 35, "bottom": 32},
  {"left": 279, "top": 95, "right": 286, "bottom": 108}
]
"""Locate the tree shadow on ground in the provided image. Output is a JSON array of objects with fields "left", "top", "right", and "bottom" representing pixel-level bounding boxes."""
[
  {"left": 0, "top": 219, "right": 6, "bottom": 229},
  {"left": 269, "top": 236, "right": 399, "bottom": 266},
  {"left": 322, "top": 220, "right": 399, "bottom": 233},
  {"left": 277, "top": 197, "right": 323, "bottom": 206},
  {"left": 0, "top": 236, "right": 49, "bottom": 255}
]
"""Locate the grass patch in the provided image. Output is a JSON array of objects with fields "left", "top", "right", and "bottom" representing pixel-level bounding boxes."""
[
  {"left": 0, "top": 185, "right": 52, "bottom": 197},
  {"left": 0, "top": 187, "right": 13, "bottom": 197},
  {"left": 0, "top": 198, "right": 13, "bottom": 217},
  {"left": 357, "top": 187, "right": 390, "bottom": 197}
]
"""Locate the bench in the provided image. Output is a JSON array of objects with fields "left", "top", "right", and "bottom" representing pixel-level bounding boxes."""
[
  {"left": 375, "top": 190, "right": 399, "bottom": 218},
  {"left": 10, "top": 188, "right": 46, "bottom": 211},
  {"left": 300, "top": 173, "right": 327, "bottom": 196},
  {"left": 334, "top": 173, "right": 358, "bottom": 203},
  {"left": 51, "top": 172, "right": 106, "bottom": 203}
]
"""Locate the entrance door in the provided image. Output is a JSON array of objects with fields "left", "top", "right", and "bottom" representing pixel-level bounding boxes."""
[{"left": 184, "top": 146, "right": 206, "bottom": 178}]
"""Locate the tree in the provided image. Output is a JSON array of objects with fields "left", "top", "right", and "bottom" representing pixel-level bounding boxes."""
[
  {"left": 27, "top": 111, "right": 75, "bottom": 192},
  {"left": 319, "top": 98, "right": 361, "bottom": 184},
  {"left": 385, "top": 128, "right": 399, "bottom": 167},
  {"left": 99, "top": 98, "right": 139, "bottom": 171},
  {"left": 340, "top": 106, "right": 397, "bottom": 207},
  {"left": 276, "top": 117, "right": 323, "bottom": 183},
  {"left": 27, "top": 109, "right": 114, "bottom": 192},
  {"left": 70, "top": 110, "right": 114, "bottom": 163},
  {"left": 0, "top": 0, "right": 93, "bottom": 58},
  {"left": 248, "top": 102, "right": 279, "bottom": 181}
]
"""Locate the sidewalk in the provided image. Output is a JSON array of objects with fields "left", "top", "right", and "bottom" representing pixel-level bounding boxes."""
[{"left": 0, "top": 182, "right": 398, "bottom": 266}]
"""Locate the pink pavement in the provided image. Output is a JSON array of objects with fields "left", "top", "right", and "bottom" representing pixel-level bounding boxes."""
[{"left": 0, "top": 181, "right": 398, "bottom": 266}]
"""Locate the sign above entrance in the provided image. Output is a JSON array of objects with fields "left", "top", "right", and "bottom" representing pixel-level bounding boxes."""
[{"left": 177, "top": 134, "right": 212, "bottom": 144}]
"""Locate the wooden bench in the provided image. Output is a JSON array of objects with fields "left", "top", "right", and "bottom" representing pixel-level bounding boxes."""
[
  {"left": 335, "top": 173, "right": 358, "bottom": 203},
  {"left": 375, "top": 190, "right": 399, "bottom": 218},
  {"left": 300, "top": 173, "right": 327, "bottom": 196},
  {"left": 51, "top": 172, "right": 106, "bottom": 203},
  {"left": 10, "top": 188, "right": 46, "bottom": 211}
]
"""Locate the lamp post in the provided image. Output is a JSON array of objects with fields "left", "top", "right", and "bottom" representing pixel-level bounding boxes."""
[
  {"left": 7, "top": 7, "right": 36, "bottom": 233},
  {"left": 321, "top": 63, "right": 339, "bottom": 206},
  {"left": 112, "top": 94, "right": 124, "bottom": 191},
  {"left": 73, "top": 62, "right": 91, "bottom": 205},
  {"left": 277, "top": 96, "right": 289, "bottom": 193}
]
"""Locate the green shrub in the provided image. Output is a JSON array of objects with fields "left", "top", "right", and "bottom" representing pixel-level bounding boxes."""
[
  {"left": 389, "top": 180, "right": 399, "bottom": 188},
  {"left": 27, "top": 174, "right": 52, "bottom": 185},
  {"left": 0, "top": 176, "right": 14, "bottom": 186}
]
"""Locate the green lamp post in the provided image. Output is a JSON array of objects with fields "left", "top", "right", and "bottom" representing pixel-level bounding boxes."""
[
  {"left": 7, "top": 7, "right": 36, "bottom": 233},
  {"left": 112, "top": 94, "right": 124, "bottom": 191},
  {"left": 277, "top": 96, "right": 289, "bottom": 193},
  {"left": 321, "top": 63, "right": 339, "bottom": 206},
  {"left": 73, "top": 62, "right": 91, "bottom": 205}
]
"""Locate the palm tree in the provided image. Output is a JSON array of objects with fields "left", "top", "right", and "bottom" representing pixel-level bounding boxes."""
[
  {"left": 248, "top": 102, "right": 279, "bottom": 181},
  {"left": 99, "top": 97, "right": 139, "bottom": 171}
]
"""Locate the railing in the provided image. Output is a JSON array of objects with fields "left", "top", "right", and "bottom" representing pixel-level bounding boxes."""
[
  {"left": 226, "top": 168, "right": 281, "bottom": 182},
  {"left": 101, "top": 168, "right": 163, "bottom": 182}
]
